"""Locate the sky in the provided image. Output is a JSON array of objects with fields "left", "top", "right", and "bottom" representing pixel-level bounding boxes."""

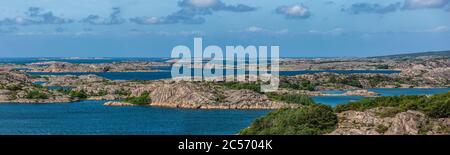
[{"left": 0, "top": 0, "right": 449, "bottom": 57}]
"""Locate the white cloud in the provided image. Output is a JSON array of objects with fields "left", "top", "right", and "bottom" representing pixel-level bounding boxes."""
[
  {"left": 246, "top": 26, "right": 266, "bottom": 32},
  {"left": 276, "top": 4, "right": 311, "bottom": 19},
  {"left": 238, "top": 26, "right": 289, "bottom": 35},
  {"left": 403, "top": 0, "right": 450, "bottom": 10}
]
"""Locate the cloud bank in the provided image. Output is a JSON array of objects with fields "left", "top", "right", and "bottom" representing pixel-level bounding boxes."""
[
  {"left": 0, "top": 7, "right": 73, "bottom": 26},
  {"left": 130, "top": 0, "right": 257, "bottom": 25},
  {"left": 342, "top": 3, "right": 401, "bottom": 14},
  {"left": 80, "top": 7, "right": 126, "bottom": 25}
]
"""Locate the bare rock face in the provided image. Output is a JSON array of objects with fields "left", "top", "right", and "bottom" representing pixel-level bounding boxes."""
[
  {"left": 145, "top": 81, "right": 295, "bottom": 109},
  {"left": 344, "top": 90, "right": 378, "bottom": 96},
  {"left": 385, "top": 111, "right": 426, "bottom": 135},
  {"left": 149, "top": 82, "right": 218, "bottom": 108},
  {"left": 330, "top": 108, "right": 449, "bottom": 135},
  {"left": 222, "top": 89, "right": 290, "bottom": 109},
  {"left": 0, "top": 90, "right": 10, "bottom": 101},
  {"left": 104, "top": 101, "right": 135, "bottom": 106}
]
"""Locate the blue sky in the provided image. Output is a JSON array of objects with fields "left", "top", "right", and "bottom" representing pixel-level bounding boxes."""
[{"left": 0, "top": 0, "right": 449, "bottom": 57}]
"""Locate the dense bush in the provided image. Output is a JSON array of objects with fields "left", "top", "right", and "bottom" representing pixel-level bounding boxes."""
[
  {"left": 335, "top": 92, "right": 450, "bottom": 118},
  {"left": 240, "top": 104, "right": 337, "bottom": 135},
  {"left": 123, "top": 91, "right": 151, "bottom": 105},
  {"left": 25, "top": 90, "right": 48, "bottom": 99}
]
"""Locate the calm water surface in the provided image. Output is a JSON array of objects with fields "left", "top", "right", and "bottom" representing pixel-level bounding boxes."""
[{"left": 0, "top": 101, "right": 270, "bottom": 135}]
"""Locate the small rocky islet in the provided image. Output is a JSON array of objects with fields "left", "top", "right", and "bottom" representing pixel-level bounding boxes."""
[{"left": 0, "top": 51, "right": 449, "bottom": 135}]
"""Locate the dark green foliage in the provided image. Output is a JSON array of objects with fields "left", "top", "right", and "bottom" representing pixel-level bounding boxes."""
[
  {"left": 339, "top": 78, "right": 362, "bottom": 88},
  {"left": 335, "top": 92, "right": 450, "bottom": 118},
  {"left": 114, "top": 89, "right": 131, "bottom": 96},
  {"left": 102, "top": 66, "right": 112, "bottom": 72},
  {"left": 220, "top": 82, "right": 261, "bottom": 93},
  {"left": 375, "top": 64, "right": 389, "bottom": 69},
  {"left": 240, "top": 104, "right": 338, "bottom": 135},
  {"left": 6, "top": 84, "right": 22, "bottom": 91},
  {"left": 266, "top": 93, "right": 315, "bottom": 106},
  {"left": 25, "top": 90, "right": 48, "bottom": 99},
  {"left": 69, "top": 89, "right": 88, "bottom": 99},
  {"left": 123, "top": 91, "right": 151, "bottom": 105},
  {"left": 96, "top": 89, "right": 108, "bottom": 96}
]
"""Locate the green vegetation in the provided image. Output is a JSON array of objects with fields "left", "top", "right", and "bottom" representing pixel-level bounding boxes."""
[
  {"left": 102, "top": 66, "right": 112, "bottom": 72},
  {"left": 69, "top": 89, "right": 88, "bottom": 99},
  {"left": 220, "top": 82, "right": 261, "bottom": 93},
  {"left": 374, "top": 64, "right": 390, "bottom": 69},
  {"left": 25, "top": 90, "right": 48, "bottom": 99},
  {"left": 338, "top": 78, "right": 363, "bottom": 88},
  {"left": 266, "top": 93, "right": 315, "bottom": 105},
  {"left": 335, "top": 92, "right": 450, "bottom": 118},
  {"left": 280, "top": 81, "right": 316, "bottom": 91},
  {"left": 240, "top": 104, "right": 337, "bottom": 135},
  {"left": 114, "top": 89, "right": 131, "bottom": 96},
  {"left": 241, "top": 92, "right": 450, "bottom": 135},
  {"left": 123, "top": 91, "right": 151, "bottom": 105},
  {"left": 6, "top": 84, "right": 22, "bottom": 91},
  {"left": 376, "top": 125, "right": 389, "bottom": 133}
]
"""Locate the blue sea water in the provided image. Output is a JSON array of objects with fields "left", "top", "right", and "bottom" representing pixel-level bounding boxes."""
[
  {"left": 313, "top": 88, "right": 450, "bottom": 106},
  {"left": 0, "top": 100, "right": 270, "bottom": 135},
  {"left": 312, "top": 96, "right": 365, "bottom": 107},
  {"left": 369, "top": 88, "right": 450, "bottom": 96}
]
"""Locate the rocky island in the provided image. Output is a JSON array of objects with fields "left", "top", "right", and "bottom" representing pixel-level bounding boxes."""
[{"left": 0, "top": 51, "right": 449, "bottom": 135}]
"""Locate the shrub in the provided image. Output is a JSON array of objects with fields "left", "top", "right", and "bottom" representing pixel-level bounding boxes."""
[
  {"left": 69, "top": 89, "right": 88, "bottom": 99},
  {"left": 240, "top": 104, "right": 337, "bottom": 135},
  {"left": 6, "top": 84, "right": 22, "bottom": 91},
  {"left": 123, "top": 91, "right": 151, "bottom": 105},
  {"left": 25, "top": 90, "right": 48, "bottom": 99},
  {"left": 114, "top": 89, "right": 131, "bottom": 96}
]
